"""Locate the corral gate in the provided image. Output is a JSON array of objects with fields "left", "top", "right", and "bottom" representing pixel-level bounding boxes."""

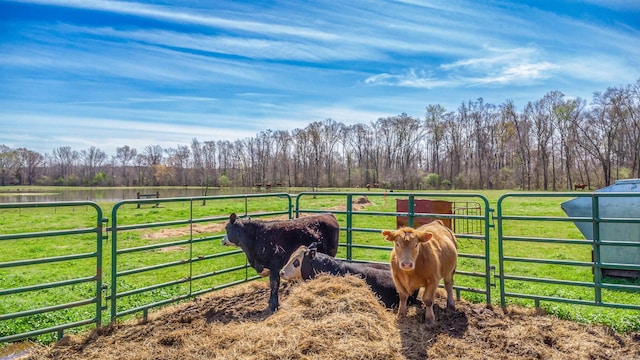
[
  {"left": 0, "top": 202, "right": 105, "bottom": 344},
  {"left": 295, "top": 192, "right": 494, "bottom": 304},
  {"left": 496, "top": 192, "right": 640, "bottom": 312},
  {"left": 108, "top": 193, "right": 293, "bottom": 322}
]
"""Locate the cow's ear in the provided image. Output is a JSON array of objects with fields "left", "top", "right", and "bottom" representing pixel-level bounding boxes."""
[
  {"left": 382, "top": 230, "right": 395, "bottom": 242},
  {"left": 418, "top": 231, "right": 434, "bottom": 243},
  {"left": 307, "top": 247, "right": 317, "bottom": 259},
  {"left": 229, "top": 213, "right": 237, "bottom": 224},
  {"left": 306, "top": 242, "right": 318, "bottom": 258}
]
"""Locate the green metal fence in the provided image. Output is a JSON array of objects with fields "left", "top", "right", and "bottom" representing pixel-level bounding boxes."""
[
  {"left": 497, "top": 192, "right": 640, "bottom": 311},
  {"left": 295, "top": 192, "right": 493, "bottom": 303},
  {"left": 0, "top": 201, "right": 104, "bottom": 343},
  {"left": 6, "top": 190, "right": 640, "bottom": 344},
  {"left": 109, "top": 193, "right": 293, "bottom": 321}
]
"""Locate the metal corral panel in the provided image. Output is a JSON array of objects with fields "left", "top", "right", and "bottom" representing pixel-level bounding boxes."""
[
  {"left": 561, "top": 179, "right": 640, "bottom": 276},
  {"left": 396, "top": 199, "right": 453, "bottom": 229}
]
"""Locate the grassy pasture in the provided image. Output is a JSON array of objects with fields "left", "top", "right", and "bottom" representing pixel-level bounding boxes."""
[{"left": 1, "top": 188, "right": 640, "bottom": 346}]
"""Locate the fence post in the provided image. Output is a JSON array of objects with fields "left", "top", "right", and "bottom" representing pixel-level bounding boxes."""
[
  {"left": 407, "top": 195, "right": 415, "bottom": 228},
  {"left": 592, "top": 195, "right": 602, "bottom": 305},
  {"left": 346, "top": 194, "right": 353, "bottom": 261}
]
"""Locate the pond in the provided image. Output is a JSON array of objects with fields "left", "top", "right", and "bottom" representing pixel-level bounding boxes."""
[{"left": 0, "top": 187, "right": 281, "bottom": 203}]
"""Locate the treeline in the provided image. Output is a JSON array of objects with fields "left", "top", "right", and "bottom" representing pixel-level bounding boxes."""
[{"left": 1, "top": 78, "right": 639, "bottom": 191}]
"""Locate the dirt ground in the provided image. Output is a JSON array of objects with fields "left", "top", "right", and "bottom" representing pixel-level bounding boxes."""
[{"left": 25, "top": 275, "right": 640, "bottom": 360}]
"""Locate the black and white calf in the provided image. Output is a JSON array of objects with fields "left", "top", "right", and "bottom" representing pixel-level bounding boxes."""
[{"left": 279, "top": 243, "right": 418, "bottom": 309}]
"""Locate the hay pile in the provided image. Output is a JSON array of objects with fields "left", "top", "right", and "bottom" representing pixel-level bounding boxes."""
[{"left": 25, "top": 275, "right": 640, "bottom": 360}]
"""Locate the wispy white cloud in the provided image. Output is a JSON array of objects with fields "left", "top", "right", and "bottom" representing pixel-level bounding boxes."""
[
  {"left": 439, "top": 47, "right": 539, "bottom": 71},
  {"left": 65, "top": 96, "right": 221, "bottom": 105},
  {"left": 365, "top": 69, "right": 457, "bottom": 89},
  {"left": 441, "top": 47, "right": 559, "bottom": 86},
  {"left": 365, "top": 47, "right": 558, "bottom": 88},
  {"left": 13, "top": 0, "right": 337, "bottom": 40},
  {"left": 0, "top": 38, "right": 271, "bottom": 86},
  {"left": 73, "top": 26, "right": 369, "bottom": 62},
  {"left": 468, "top": 62, "right": 558, "bottom": 86}
]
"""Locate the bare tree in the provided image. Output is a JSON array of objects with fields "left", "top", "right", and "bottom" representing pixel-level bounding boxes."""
[
  {"left": 425, "top": 105, "right": 448, "bottom": 175},
  {"left": 233, "top": 139, "right": 248, "bottom": 186},
  {"left": 553, "top": 95, "right": 584, "bottom": 189},
  {"left": 134, "top": 154, "right": 146, "bottom": 186},
  {"left": 460, "top": 99, "right": 497, "bottom": 189},
  {"left": 0, "top": 145, "right": 16, "bottom": 186},
  {"left": 245, "top": 137, "right": 258, "bottom": 186},
  {"left": 15, "top": 148, "right": 44, "bottom": 186},
  {"left": 291, "top": 129, "right": 307, "bottom": 187},
  {"left": 306, "top": 122, "right": 325, "bottom": 187},
  {"left": 256, "top": 130, "right": 273, "bottom": 186},
  {"left": 51, "top": 146, "right": 78, "bottom": 184},
  {"left": 575, "top": 87, "right": 628, "bottom": 187},
  {"left": 191, "top": 138, "right": 208, "bottom": 193},
  {"left": 216, "top": 140, "right": 232, "bottom": 185},
  {"left": 320, "top": 119, "right": 343, "bottom": 187},
  {"left": 202, "top": 140, "right": 217, "bottom": 187},
  {"left": 528, "top": 98, "right": 554, "bottom": 190},
  {"left": 273, "top": 130, "right": 292, "bottom": 186},
  {"left": 443, "top": 112, "right": 466, "bottom": 188},
  {"left": 346, "top": 123, "right": 374, "bottom": 186},
  {"left": 80, "top": 146, "right": 107, "bottom": 185},
  {"left": 395, "top": 114, "right": 424, "bottom": 188},
  {"left": 620, "top": 80, "right": 640, "bottom": 177},
  {"left": 502, "top": 100, "right": 532, "bottom": 190},
  {"left": 116, "top": 145, "right": 137, "bottom": 186},
  {"left": 166, "top": 145, "right": 190, "bottom": 186},
  {"left": 142, "top": 145, "right": 164, "bottom": 186}
]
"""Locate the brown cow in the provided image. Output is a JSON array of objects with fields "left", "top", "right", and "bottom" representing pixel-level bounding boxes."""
[
  {"left": 574, "top": 183, "right": 587, "bottom": 190},
  {"left": 382, "top": 220, "right": 458, "bottom": 324}
]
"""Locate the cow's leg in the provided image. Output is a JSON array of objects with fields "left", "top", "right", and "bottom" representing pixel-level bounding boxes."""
[
  {"left": 422, "top": 282, "right": 438, "bottom": 324},
  {"left": 268, "top": 269, "right": 280, "bottom": 312},
  {"left": 397, "top": 291, "right": 409, "bottom": 317},
  {"left": 444, "top": 271, "right": 455, "bottom": 309},
  {"left": 395, "top": 282, "right": 412, "bottom": 316}
]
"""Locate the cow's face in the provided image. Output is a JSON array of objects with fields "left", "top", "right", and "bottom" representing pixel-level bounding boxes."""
[
  {"left": 222, "top": 213, "right": 243, "bottom": 247},
  {"left": 382, "top": 227, "right": 432, "bottom": 271},
  {"left": 279, "top": 242, "right": 318, "bottom": 280},
  {"left": 279, "top": 245, "right": 308, "bottom": 280}
]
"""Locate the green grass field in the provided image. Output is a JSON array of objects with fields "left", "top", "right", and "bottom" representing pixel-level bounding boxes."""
[{"left": 1, "top": 187, "right": 639, "bottom": 345}]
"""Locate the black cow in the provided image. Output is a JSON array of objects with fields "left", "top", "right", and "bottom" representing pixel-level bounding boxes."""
[
  {"left": 279, "top": 243, "right": 419, "bottom": 309},
  {"left": 222, "top": 213, "right": 339, "bottom": 312}
]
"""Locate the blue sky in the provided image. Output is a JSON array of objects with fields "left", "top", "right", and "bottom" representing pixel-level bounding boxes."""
[{"left": 1, "top": 0, "right": 639, "bottom": 156}]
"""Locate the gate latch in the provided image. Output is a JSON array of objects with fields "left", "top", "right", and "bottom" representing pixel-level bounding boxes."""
[
  {"left": 101, "top": 283, "right": 109, "bottom": 311},
  {"left": 490, "top": 265, "right": 497, "bottom": 287}
]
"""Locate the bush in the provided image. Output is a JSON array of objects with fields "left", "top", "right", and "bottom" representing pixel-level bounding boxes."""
[{"left": 423, "top": 173, "right": 442, "bottom": 189}]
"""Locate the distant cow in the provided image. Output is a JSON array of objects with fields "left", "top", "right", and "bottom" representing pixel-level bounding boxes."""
[
  {"left": 382, "top": 220, "right": 458, "bottom": 324},
  {"left": 222, "top": 213, "right": 340, "bottom": 312},
  {"left": 574, "top": 183, "right": 587, "bottom": 190},
  {"left": 279, "top": 243, "right": 418, "bottom": 309}
]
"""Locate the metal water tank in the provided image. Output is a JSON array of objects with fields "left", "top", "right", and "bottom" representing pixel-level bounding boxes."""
[{"left": 561, "top": 178, "right": 640, "bottom": 277}]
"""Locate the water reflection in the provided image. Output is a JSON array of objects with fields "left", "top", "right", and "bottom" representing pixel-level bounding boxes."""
[{"left": 0, "top": 187, "right": 276, "bottom": 203}]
